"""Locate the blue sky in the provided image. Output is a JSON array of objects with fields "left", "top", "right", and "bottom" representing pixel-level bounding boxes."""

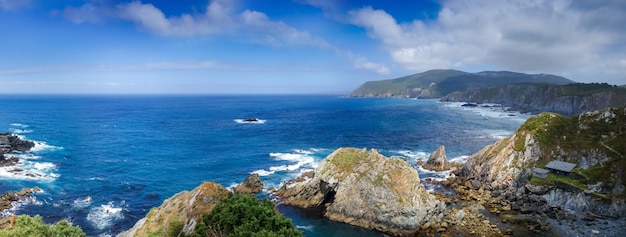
[{"left": 1, "top": 0, "right": 625, "bottom": 94}]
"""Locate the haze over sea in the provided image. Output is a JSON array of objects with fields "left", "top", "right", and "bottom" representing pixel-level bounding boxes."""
[{"left": 0, "top": 95, "right": 528, "bottom": 236}]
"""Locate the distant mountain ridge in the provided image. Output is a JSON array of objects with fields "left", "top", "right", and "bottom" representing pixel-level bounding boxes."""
[{"left": 350, "top": 69, "right": 573, "bottom": 98}]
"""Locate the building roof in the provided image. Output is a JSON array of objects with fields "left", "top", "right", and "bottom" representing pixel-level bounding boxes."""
[
  {"left": 532, "top": 168, "right": 550, "bottom": 174},
  {"left": 545, "top": 160, "right": 577, "bottom": 172}
]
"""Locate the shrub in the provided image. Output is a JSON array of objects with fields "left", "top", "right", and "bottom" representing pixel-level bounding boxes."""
[
  {"left": 0, "top": 215, "right": 86, "bottom": 237},
  {"left": 186, "top": 193, "right": 302, "bottom": 237}
]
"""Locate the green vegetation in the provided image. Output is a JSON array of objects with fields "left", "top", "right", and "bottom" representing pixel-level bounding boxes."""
[
  {"left": 557, "top": 83, "right": 625, "bottom": 96},
  {"left": 521, "top": 106, "right": 626, "bottom": 198},
  {"left": 351, "top": 69, "right": 573, "bottom": 98},
  {"left": 0, "top": 215, "right": 86, "bottom": 237},
  {"left": 185, "top": 193, "right": 302, "bottom": 237}
]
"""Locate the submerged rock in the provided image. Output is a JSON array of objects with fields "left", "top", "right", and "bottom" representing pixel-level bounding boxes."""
[
  {"left": 422, "top": 145, "right": 450, "bottom": 171},
  {"left": 117, "top": 182, "right": 229, "bottom": 237},
  {"left": 234, "top": 173, "right": 264, "bottom": 194},
  {"left": 276, "top": 148, "right": 445, "bottom": 236}
]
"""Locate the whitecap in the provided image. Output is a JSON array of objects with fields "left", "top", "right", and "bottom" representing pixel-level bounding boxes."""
[
  {"left": 234, "top": 119, "right": 266, "bottom": 124},
  {"left": 252, "top": 169, "right": 275, "bottom": 176},
  {"left": 0, "top": 161, "right": 59, "bottom": 181},
  {"left": 10, "top": 123, "right": 28, "bottom": 128},
  {"left": 71, "top": 196, "right": 93, "bottom": 209},
  {"left": 449, "top": 155, "right": 470, "bottom": 164},
  {"left": 8, "top": 128, "right": 33, "bottom": 134},
  {"left": 416, "top": 166, "right": 455, "bottom": 182},
  {"left": 86, "top": 201, "right": 125, "bottom": 230},
  {"left": 29, "top": 141, "right": 62, "bottom": 152},
  {"left": 296, "top": 225, "right": 314, "bottom": 231}
]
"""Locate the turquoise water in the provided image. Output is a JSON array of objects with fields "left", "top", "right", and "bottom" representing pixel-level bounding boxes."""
[{"left": 0, "top": 95, "right": 528, "bottom": 236}]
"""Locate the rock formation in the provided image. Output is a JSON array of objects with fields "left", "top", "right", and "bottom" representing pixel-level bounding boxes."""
[
  {"left": 0, "top": 133, "right": 35, "bottom": 167},
  {"left": 275, "top": 148, "right": 445, "bottom": 236},
  {"left": 0, "top": 187, "right": 41, "bottom": 213},
  {"left": 234, "top": 173, "right": 264, "bottom": 194},
  {"left": 422, "top": 145, "right": 449, "bottom": 171},
  {"left": 0, "top": 132, "right": 35, "bottom": 154},
  {"left": 117, "top": 182, "right": 229, "bottom": 237},
  {"left": 459, "top": 106, "right": 626, "bottom": 217}
]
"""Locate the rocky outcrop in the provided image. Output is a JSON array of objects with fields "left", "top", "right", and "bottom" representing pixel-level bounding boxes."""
[
  {"left": 0, "top": 133, "right": 34, "bottom": 167},
  {"left": 275, "top": 148, "right": 445, "bottom": 236},
  {"left": 117, "top": 182, "right": 229, "bottom": 237},
  {"left": 441, "top": 83, "right": 626, "bottom": 116},
  {"left": 459, "top": 106, "right": 626, "bottom": 218},
  {"left": 0, "top": 187, "right": 41, "bottom": 212},
  {"left": 0, "top": 132, "right": 34, "bottom": 154},
  {"left": 234, "top": 173, "right": 264, "bottom": 194},
  {"left": 422, "top": 145, "right": 450, "bottom": 171}
]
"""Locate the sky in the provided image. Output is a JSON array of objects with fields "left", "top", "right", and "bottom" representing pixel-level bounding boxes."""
[{"left": 1, "top": 0, "right": 625, "bottom": 94}]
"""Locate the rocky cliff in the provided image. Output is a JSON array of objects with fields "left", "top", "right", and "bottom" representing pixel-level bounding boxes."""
[
  {"left": 117, "top": 182, "right": 230, "bottom": 237},
  {"left": 441, "top": 83, "right": 626, "bottom": 116},
  {"left": 459, "top": 106, "right": 626, "bottom": 217},
  {"left": 275, "top": 148, "right": 445, "bottom": 236}
]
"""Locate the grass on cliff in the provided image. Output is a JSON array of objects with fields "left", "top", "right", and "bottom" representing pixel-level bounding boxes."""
[
  {"left": 520, "top": 107, "right": 626, "bottom": 197},
  {"left": 185, "top": 193, "right": 302, "bottom": 237}
]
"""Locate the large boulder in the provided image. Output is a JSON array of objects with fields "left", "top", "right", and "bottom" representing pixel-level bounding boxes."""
[
  {"left": 234, "top": 173, "right": 264, "bottom": 194},
  {"left": 422, "top": 145, "right": 449, "bottom": 171},
  {"left": 275, "top": 148, "right": 445, "bottom": 236},
  {"left": 117, "top": 182, "right": 229, "bottom": 237}
]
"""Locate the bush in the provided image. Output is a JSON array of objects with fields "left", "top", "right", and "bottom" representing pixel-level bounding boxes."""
[
  {"left": 186, "top": 193, "right": 302, "bottom": 237},
  {"left": 0, "top": 215, "right": 86, "bottom": 237}
]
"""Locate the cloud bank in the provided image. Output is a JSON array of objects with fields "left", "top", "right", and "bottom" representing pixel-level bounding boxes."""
[{"left": 345, "top": 0, "right": 626, "bottom": 83}]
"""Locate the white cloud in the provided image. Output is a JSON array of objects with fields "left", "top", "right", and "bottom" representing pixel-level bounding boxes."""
[
  {"left": 63, "top": 3, "right": 107, "bottom": 23},
  {"left": 344, "top": 51, "right": 390, "bottom": 75},
  {"left": 348, "top": 0, "right": 626, "bottom": 83},
  {"left": 58, "top": 0, "right": 389, "bottom": 75},
  {"left": 0, "top": 0, "right": 30, "bottom": 11}
]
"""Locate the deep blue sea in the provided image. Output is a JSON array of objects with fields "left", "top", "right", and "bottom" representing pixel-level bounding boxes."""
[{"left": 0, "top": 95, "right": 528, "bottom": 236}]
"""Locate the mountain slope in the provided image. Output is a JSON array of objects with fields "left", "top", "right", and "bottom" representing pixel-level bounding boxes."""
[{"left": 350, "top": 69, "right": 572, "bottom": 98}]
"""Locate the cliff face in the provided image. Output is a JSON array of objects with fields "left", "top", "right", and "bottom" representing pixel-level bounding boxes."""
[
  {"left": 117, "top": 182, "right": 229, "bottom": 237},
  {"left": 459, "top": 107, "right": 626, "bottom": 217},
  {"left": 276, "top": 148, "right": 445, "bottom": 236},
  {"left": 441, "top": 83, "right": 626, "bottom": 116}
]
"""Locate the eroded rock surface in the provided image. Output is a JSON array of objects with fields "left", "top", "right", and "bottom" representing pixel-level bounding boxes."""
[{"left": 276, "top": 148, "right": 444, "bottom": 236}]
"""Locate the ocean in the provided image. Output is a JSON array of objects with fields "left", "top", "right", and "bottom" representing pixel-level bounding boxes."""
[{"left": 0, "top": 95, "right": 529, "bottom": 236}]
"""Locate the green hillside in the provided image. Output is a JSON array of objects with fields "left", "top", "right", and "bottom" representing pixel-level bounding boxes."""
[{"left": 350, "top": 69, "right": 572, "bottom": 98}]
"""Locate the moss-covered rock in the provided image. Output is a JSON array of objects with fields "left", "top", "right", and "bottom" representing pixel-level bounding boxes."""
[
  {"left": 276, "top": 148, "right": 445, "bottom": 236},
  {"left": 117, "top": 182, "right": 230, "bottom": 237}
]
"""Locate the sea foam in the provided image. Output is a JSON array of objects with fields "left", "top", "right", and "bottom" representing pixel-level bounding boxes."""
[{"left": 87, "top": 201, "right": 125, "bottom": 230}]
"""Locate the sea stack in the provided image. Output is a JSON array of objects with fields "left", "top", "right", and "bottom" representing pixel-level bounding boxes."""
[
  {"left": 234, "top": 173, "right": 264, "bottom": 194},
  {"left": 422, "top": 145, "right": 449, "bottom": 171},
  {"left": 275, "top": 148, "right": 445, "bottom": 236}
]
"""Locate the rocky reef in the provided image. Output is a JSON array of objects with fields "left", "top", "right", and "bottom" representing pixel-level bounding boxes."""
[
  {"left": 117, "top": 182, "right": 230, "bottom": 237},
  {"left": 0, "top": 133, "right": 35, "bottom": 166},
  {"left": 275, "top": 148, "right": 445, "bottom": 236}
]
